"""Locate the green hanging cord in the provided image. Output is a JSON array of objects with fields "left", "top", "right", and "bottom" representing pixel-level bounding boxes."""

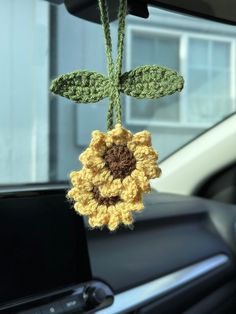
[
  {"left": 113, "top": 0, "right": 127, "bottom": 126},
  {"left": 98, "top": 0, "right": 114, "bottom": 130},
  {"left": 115, "top": 0, "right": 127, "bottom": 78},
  {"left": 98, "top": 0, "right": 114, "bottom": 76},
  {"left": 98, "top": 0, "right": 127, "bottom": 129}
]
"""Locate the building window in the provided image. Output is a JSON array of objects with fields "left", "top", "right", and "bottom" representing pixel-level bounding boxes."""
[
  {"left": 126, "top": 26, "right": 236, "bottom": 128},
  {"left": 187, "top": 38, "right": 233, "bottom": 124}
]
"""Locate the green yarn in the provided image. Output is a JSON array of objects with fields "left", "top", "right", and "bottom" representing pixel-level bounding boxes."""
[
  {"left": 50, "top": 66, "right": 184, "bottom": 103},
  {"left": 98, "top": 0, "right": 113, "bottom": 77},
  {"left": 50, "top": 0, "right": 184, "bottom": 130},
  {"left": 98, "top": 0, "right": 127, "bottom": 129},
  {"left": 50, "top": 71, "right": 109, "bottom": 103},
  {"left": 97, "top": 0, "right": 114, "bottom": 129},
  {"left": 120, "top": 65, "right": 184, "bottom": 99}
]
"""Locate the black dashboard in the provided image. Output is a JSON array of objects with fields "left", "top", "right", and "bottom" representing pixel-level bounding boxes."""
[
  {"left": 88, "top": 192, "right": 234, "bottom": 293},
  {"left": 0, "top": 188, "right": 236, "bottom": 313},
  {"left": 0, "top": 189, "right": 112, "bottom": 314}
]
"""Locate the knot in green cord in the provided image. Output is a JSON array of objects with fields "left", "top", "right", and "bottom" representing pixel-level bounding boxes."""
[{"left": 109, "top": 76, "right": 120, "bottom": 98}]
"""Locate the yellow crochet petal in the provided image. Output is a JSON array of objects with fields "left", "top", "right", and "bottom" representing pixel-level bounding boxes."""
[
  {"left": 120, "top": 176, "right": 139, "bottom": 201},
  {"left": 134, "top": 130, "right": 151, "bottom": 145},
  {"left": 99, "top": 178, "right": 122, "bottom": 197},
  {"left": 69, "top": 170, "right": 93, "bottom": 190},
  {"left": 79, "top": 148, "right": 105, "bottom": 170},
  {"left": 76, "top": 192, "right": 94, "bottom": 204},
  {"left": 107, "top": 212, "right": 120, "bottom": 231},
  {"left": 133, "top": 200, "right": 144, "bottom": 212},
  {"left": 67, "top": 187, "right": 78, "bottom": 199},
  {"left": 108, "top": 123, "right": 133, "bottom": 145},
  {"left": 91, "top": 130, "right": 106, "bottom": 145},
  {"left": 88, "top": 215, "right": 105, "bottom": 228},
  {"left": 136, "top": 160, "right": 162, "bottom": 179},
  {"left": 133, "top": 145, "right": 158, "bottom": 162},
  {"left": 77, "top": 168, "right": 112, "bottom": 186},
  {"left": 90, "top": 130, "right": 107, "bottom": 156},
  {"left": 126, "top": 195, "right": 144, "bottom": 212},
  {"left": 74, "top": 199, "right": 98, "bottom": 216},
  {"left": 70, "top": 171, "right": 83, "bottom": 187},
  {"left": 131, "top": 169, "right": 151, "bottom": 192},
  {"left": 67, "top": 188, "right": 93, "bottom": 204},
  {"left": 91, "top": 168, "right": 113, "bottom": 186},
  {"left": 114, "top": 202, "right": 133, "bottom": 225},
  {"left": 127, "top": 130, "right": 151, "bottom": 152},
  {"left": 121, "top": 211, "right": 133, "bottom": 225},
  {"left": 88, "top": 205, "right": 109, "bottom": 228}
]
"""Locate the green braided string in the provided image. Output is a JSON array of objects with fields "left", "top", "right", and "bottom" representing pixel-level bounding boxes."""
[
  {"left": 115, "top": 0, "right": 127, "bottom": 79},
  {"left": 98, "top": 0, "right": 127, "bottom": 130},
  {"left": 114, "top": 0, "right": 127, "bottom": 126},
  {"left": 98, "top": 0, "right": 114, "bottom": 76},
  {"left": 106, "top": 101, "right": 114, "bottom": 130},
  {"left": 98, "top": 0, "right": 114, "bottom": 130}
]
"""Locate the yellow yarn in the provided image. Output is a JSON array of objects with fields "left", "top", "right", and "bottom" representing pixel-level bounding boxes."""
[{"left": 67, "top": 124, "right": 161, "bottom": 231}]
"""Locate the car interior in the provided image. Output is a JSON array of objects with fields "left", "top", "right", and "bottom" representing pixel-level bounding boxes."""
[{"left": 0, "top": 0, "right": 236, "bottom": 314}]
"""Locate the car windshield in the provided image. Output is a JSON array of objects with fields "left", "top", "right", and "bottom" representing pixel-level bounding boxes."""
[{"left": 1, "top": 1, "right": 236, "bottom": 185}]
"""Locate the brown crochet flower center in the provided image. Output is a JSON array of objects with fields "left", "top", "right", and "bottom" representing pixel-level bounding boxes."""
[
  {"left": 92, "top": 186, "right": 120, "bottom": 206},
  {"left": 104, "top": 145, "right": 136, "bottom": 179}
]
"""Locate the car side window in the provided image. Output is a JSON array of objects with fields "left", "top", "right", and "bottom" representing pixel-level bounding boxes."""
[{"left": 0, "top": 2, "right": 235, "bottom": 185}]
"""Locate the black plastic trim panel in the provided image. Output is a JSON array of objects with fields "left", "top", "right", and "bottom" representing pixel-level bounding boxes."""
[{"left": 87, "top": 192, "right": 236, "bottom": 293}]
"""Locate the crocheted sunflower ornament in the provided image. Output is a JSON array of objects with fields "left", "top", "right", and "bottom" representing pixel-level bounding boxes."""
[{"left": 50, "top": 0, "right": 184, "bottom": 231}]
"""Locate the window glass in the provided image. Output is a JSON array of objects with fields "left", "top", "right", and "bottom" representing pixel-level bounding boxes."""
[
  {"left": 0, "top": 1, "right": 235, "bottom": 185},
  {"left": 130, "top": 31, "right": 180, "bottom": 122},
  {"left": 187, "top": 38, "right": 232, "bottom": 123}
]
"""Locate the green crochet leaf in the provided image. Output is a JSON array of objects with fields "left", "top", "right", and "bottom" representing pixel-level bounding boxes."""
[
  {"left": 120, "top": 65, "right": 184, "bottom": 99},
  {"left": 50, "top": 70, "right": 110, "bottom": 103}
]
